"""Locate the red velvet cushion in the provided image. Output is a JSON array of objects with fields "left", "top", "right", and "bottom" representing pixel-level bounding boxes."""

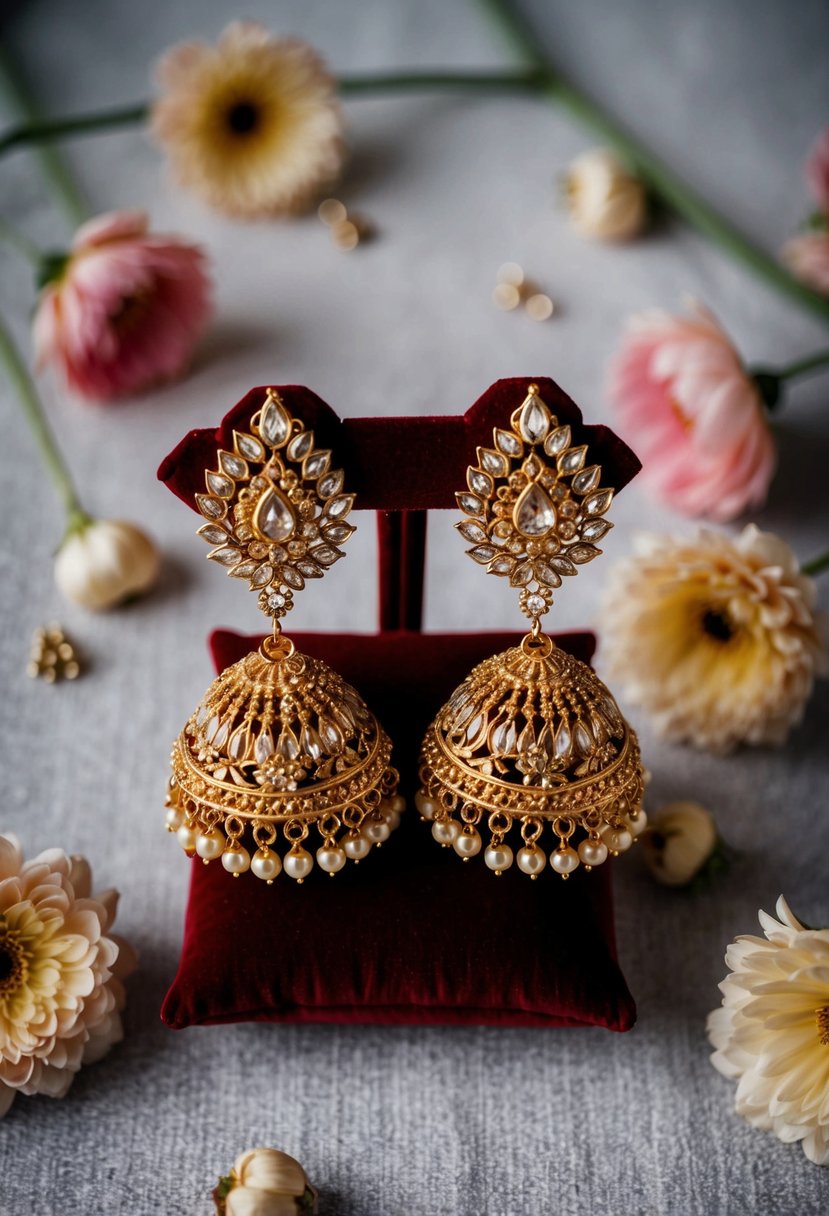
[{"left": 161, "top": 628, "right": 636, "bottom": 1031}]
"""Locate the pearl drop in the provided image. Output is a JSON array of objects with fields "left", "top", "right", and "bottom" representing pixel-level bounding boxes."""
[
  {"left": 344, "top": 833, "right": 371, "bottom": 860},
  {"left": 551, "top": 847, "right": 580, "bottom": 875},
  {"left": 605, "top": 827, "right": 633, "bottom": 853},
  {"left": 415, "top": 791, "right": 441, "bottom": 820},
  {"left": 453, "top": 828, "right": 482, "bottom": 858},
  {"left": 484, "top": 843, "right": 513, "bottom": 872},
  {"left": 317, "top": 845, "right": 346, "bottom": 873},
  {"left": 165, "top": 806, "right": 184, "bottom": 832},
  {"left": 627, "top": 809, "right": 648, "bottom": 838},
  {"left": 432, "top": 818, "right": 460, "bottom": 846},
  {"left": 517, "top": 846, "right": 547, "bottom": 876},
  {"left": 387, "top": 794, "right": 406, "bottom": 815},
  {"left": 222, "top": 846, "right": 251, "bottom": 874},
  {"left": 363, "top": 817, "right": 391, "bottom": 844},
  {"left": 384, "top": 810, "right": 401, "bottom": 832},
  {"left": 578, "top": 838, "right": 608, "bottom": 867},
  {"left": 196, "top": 828, "right": 224, "bottom": 861},
  {"left": 284, "top": 848, "right": 313, "bottom": 881},
  {"left": 176, "top": 823, "right": 197, "bottom": 853},
  {"left": 251, "top": 848, "right": 281, "bottom": 881}
]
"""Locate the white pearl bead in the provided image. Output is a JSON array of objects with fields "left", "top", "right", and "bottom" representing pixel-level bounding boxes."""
[
  {"left": 453, "top": 828, "right": 482, "bottom": 858},
  {"left": 195, "top": 828, "right": 224, "bottom": 861},
  {"left": 176, "top": 823, "right": 197, "bottom": 853},
  {"left": 551, "top": 847, "right": 580, "bottom": 875},
  {"left": 344, "top": 833, "right": 371, "bottom": 860},
  {"left": 384, "top": 810, "right": 401, "bottom": 832},
  {"left": 222, "top": 846, "right": 251, "bottom": 875},
  {"left": 517, "top": 846, "right": 547, "bottom": 876},
  {"left": 317, "top": 845, "right": 346, "bottom": 873},
  {"left": 605, "top": 827, "right": 633, "bottom": 853},
  {"left": 578, "top": 838, "right": 608, "bottom": 867},
  {"left": 251, "top": 848, "right": 281, "bottom": 881},
  {"left": 363, "top": 817, "right": 391, "bottom": 844},
  {"left": 284, "top": 848, "right": 313, "bottom": 881},
  {"left": 627, "top": 808, "right": 648, "bottom": 838},
  {"left": 387, "top": 794, "right": 406, "bottom": 815},
  {"left": 484, "top": 843, "right": 513, "bottom": 872},
  {"left": 432, "top": 818, "right": 460, "bottom": 846},
  {"left": 415, "top": 791, "right": 441, "bottom": 820},
  {"left": 165, "top": 806, "right": 184, "bottom": 832}
]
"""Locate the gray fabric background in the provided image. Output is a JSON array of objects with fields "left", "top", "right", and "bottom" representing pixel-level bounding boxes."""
[{"left": 1, "top": 0, "right": 828, "bottom": 1212}]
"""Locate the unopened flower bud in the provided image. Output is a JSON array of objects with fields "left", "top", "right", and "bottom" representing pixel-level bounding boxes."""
[
  {"left": 565, "top": 148, "right": 647, "bottom": 241},
  {"left": 641, "top": 801, "right": 718, "bottom": 886},
  {"left": 54, "top": 518, "right": 160, "bottom": 610},
  {"left": 215, "top": 1148, "right": 318, "bottom": 1216}
]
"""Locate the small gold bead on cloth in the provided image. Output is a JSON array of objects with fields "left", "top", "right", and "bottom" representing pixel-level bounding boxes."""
[
  {"left": 493, "top": 264, "right": 556, "bottom": 320},
  {"left": 492, "top": 283, "right": 522, "bottom": 311},
  {"left": 496, "top": 261, "right": 525, "bottom": 287},
  {"left": 317, "top": 197, "right": 347, "bottom": 226},
  {"left": 28, "top": 624, "right": 81, "bottom": 682},
  {"left": 318, "top": 197, "right": 373, "bottom": 250},
  {"left": 525, "top": 293, "right": 555, "bottom": 321}
]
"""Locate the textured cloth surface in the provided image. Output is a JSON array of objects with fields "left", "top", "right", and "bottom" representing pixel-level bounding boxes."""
[{"left": 1, "top": 0, "right": 828, "bottom": 1213}]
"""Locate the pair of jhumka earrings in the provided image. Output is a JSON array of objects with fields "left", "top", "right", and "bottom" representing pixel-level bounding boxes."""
[{"left": 164, "top": 383, "right": 646, "bottom": 883}]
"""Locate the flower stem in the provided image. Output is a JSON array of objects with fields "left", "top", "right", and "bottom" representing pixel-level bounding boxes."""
[
  {"left": 0, "top": 311, "right": 88, "bottom": 527},
  {"left": 776, "top": 349, "right": 829, "bottom": 381},
  {"left": 338, "top": 67, "right": 542, "bottom": 94},
  {"left": 0, "top": 45, "right": 88, "bottom": 227},
  {"left": 475, "top": 0, "right": 829, "bottom": 326},
  {"left": 0, "top": 214, "right": 43, "bottom": 265},
  {"left": 0, "top": 101, "right": 150, "bottom": 157},
  {"left": 802, "top": 551, "right": 829, "bottom": 578}
]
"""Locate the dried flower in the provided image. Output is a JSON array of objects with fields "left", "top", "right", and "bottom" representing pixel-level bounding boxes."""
[
  {"left": 33, "top": 210, "right": 210, "bottom": 401},
  {"left": 600, "top": 525, "right": 829, "bottom": 751},
  {"left": 565, "top": 148, "right": 647, "bottom": 241},
  {"left": 0, "top": 835, "right": 136, "bottom": 1117},
  {"left": 214, "top": 1148, "right": 318, "bottom": 1215},
  {"left": 708, "top": 896, "right": 829, "bottom": 1165},
  {"left": 641, "top": 801, "right": 717, "bottom": 886},
  {"left": 54, "top": 517, "right": 160, "bottom": 611},
  {"left": 608, "top": 302, "right": 776, "bottom": 521},
  {"left": 151, "top": 22, "right": 344, "bottom": 219}
]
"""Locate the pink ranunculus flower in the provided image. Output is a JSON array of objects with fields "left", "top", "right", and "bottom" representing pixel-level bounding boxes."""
[
  {"left": 783, "top": 231, "right": 829, "bottom": 296},
  {"left": 608, "top": 303, "right": 776, "bottom": 521},
  {"left": 33, "top": 210, "right": 212, "bottom": 401}
]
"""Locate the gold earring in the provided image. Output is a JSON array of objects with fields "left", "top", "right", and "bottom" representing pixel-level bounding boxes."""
[
  {"left": 164, "top": 389, "right": 402, "bottom": 883},
  {"left": 416, "top": 383, "right": 646, "bottom": 879}
]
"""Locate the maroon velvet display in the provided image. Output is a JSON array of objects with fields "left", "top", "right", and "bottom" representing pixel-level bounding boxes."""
[{"left": 158, "top": 378, "right": 641, "bottom": 1031}]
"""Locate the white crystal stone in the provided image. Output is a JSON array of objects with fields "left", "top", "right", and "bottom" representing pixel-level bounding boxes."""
[
  {"left": 518, "top": 392, "right": 551, "bottom": 443},
  {"left": 526, "top": 593, "right": 546, "bottom": 614},
  {"left": 253, "top": 487, "right": 296, "bottom": 542},
  {"left": 259, "top": 397, "right": 291, "bottom": 447},
  {"left": 513, "top": 482, "right": 557, "bottom": 537}
]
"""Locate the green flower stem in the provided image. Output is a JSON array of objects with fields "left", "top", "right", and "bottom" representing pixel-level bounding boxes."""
[
  {"left": 0, "top": 45, "right": 88, "bottom": 227},
  {"left": 0, "top": 311, "right": 88, "bottom": 529},
  {"left": 802, "top": 551, "right": 829, "bottom": 578},
  {"left": 476, "top": 0, "right": 829, "bottom": 326},
  {"left": 0, "top": 100, "right": 149, "bottom": 157},
  {"left": 776, "top": 349, "right": 829, "bottom": 381}
]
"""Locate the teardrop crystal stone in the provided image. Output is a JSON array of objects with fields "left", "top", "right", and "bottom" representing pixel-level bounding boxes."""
[
  {"left": 518, "top": 392, "right": 551, "bottom": 443},
  {"left": 252, "top": 485, "right": 296, "bottom": 542},
  {"left": 513, "top": 481, "right": 557, "bottom": 537}
]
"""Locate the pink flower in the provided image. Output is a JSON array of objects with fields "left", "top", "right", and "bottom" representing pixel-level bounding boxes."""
[
  {"left": 608, "top": 304, "right": 776, "bottom": 521},
  {"left": 783, "top": 231, "right": 829, "bottom": 296},
  {"left": 805, "top": 126, "right": 829, "bottom": 214},
  {"left": 33, "top": 210, "right": 212, "bottom": 401}
]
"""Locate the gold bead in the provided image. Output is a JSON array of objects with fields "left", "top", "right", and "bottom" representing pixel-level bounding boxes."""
[{"left": 525, "top": 293, "right": 555, "bottom": 321}]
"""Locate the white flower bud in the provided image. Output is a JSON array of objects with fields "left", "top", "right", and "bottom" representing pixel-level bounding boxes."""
[
  {"left": 218, "top": 1148, "right": 317, "bottom": 1216},
  {"left": 641, "top": 801, "right": 717, "bottom": 886},
  {"left": 54, "top": 518, "right": 160, "bottom": 611},
  {"left": 565, "top": 148, "right": 647, "bottom": 241}
]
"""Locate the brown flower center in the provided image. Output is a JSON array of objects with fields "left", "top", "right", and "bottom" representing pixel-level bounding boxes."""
[
  {"left": 702, "top": 608, "right": 734, "bottom": 643},
  {"left": 817, "top": 1005, "right": 829, "bottom": 1046},
  {"left": 0, "top": 926, "right": 28, "bottom": 997},
  {"left": 110, "top": 291, "right": 153, "bottom": 338},
  {"left": 226, "top": 101, "right": 259, "bottom": 135}
]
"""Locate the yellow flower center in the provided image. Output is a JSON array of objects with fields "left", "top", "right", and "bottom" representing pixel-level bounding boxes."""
[
  {"left": 817, "top": 1005, "right": 829, "bottom": 1046},
  {"left": 670, "top": 396, "right": 694, "bottom": 432},
  {"left": 0, "top": 925, "right": 29, "bottom": 999},
  {"left": 701, "top": 607, "right": 735, "bottom": 644},
  {"left": 226, "top": 100, "right": 260, "bottom": 135}
]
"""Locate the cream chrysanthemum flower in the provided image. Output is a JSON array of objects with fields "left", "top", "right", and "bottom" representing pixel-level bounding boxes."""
[
  {"left": 150, "top": 22, "right": 344, "bottom": 219},
  {"left": 600, "top": 525, "right": 828, "bottom": 751},
  {"left": 708, "top": 897, "right": 829, "bottom": 1166},
  {"left": 0, "top": 835, "right": 137, "bottom": 1116}
]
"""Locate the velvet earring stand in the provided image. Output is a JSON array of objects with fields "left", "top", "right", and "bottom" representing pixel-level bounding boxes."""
[{"left": 158, "top": 377, "right": 640, "bottom": 1031}]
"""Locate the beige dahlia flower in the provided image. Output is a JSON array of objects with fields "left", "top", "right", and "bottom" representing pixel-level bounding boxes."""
[
  {"left": 0, "top": 835, "right": 136, "bottom": 1116},
  {"left": 708, "top": 897, "right": 829, "bottom": 1165},
  {"left": 600, "top": 525, "right": 828, "bottom": 751},
  {"left": 151, "top": 22, "right": 344, "bottom": 219}
]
